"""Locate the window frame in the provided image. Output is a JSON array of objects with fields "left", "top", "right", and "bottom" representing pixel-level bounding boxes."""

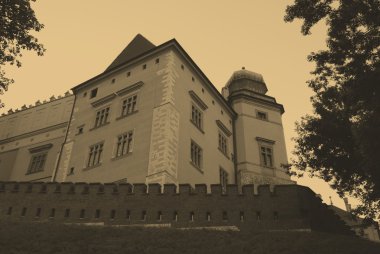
[
  {"left": 190, "top": 103, "right": 204, "bottom": 132},
  {"left": 190, "top": 140, "right": 203, "bottom": 171},
  {"left": 256, "top": 137, "right": 275, "bottom": 169},
  {"left": 256, "top": 110, "right": 268, "bottom": 121},
  {"left": 26, "top": 144, "right": 52, "bottom": 175},
  {"left": 114, "top": 130, "right": 134, "bottom": 159},
  {"left": 93, "top": 106, "right": 110, "bottom": 128},
  {"left": 86, "top": 142, "right": 104, "bottom": 168},
  {"left": 120, "top": 93, "right": 138, "bottom": 117},
  {"left": 27, "top": 152, "right": 48, "bottom": 174},
  {"left": 218, "top": 131, "right": 228, "bottom": 157}
]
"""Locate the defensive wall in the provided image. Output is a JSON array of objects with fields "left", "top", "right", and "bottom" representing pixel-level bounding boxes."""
[{"left": 0, "top": 182, "right": 352, "bottom": 234}]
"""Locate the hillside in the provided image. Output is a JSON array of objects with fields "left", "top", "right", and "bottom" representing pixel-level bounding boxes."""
[{"left": 0, "top": 222, "right": 379, "bottom": 254}]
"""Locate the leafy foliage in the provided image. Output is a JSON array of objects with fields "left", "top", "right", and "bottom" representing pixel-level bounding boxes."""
[
  {"left": 285, "top": 0, "right": 380, "bottom": 219},
  {"left": 0, "top": 222, "right": 379, "bottom": 254},
  {"left": 0, "top": 0, "right": 45, "bottom": 107}
]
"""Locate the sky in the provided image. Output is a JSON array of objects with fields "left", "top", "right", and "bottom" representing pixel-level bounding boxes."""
[{"left": 0, "top": 0, "right": 354, "bottom": 210}]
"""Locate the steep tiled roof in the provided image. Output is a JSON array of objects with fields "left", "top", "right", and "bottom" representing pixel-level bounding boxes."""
[{"left": 105, "top": 34, "right": 155, "bottom": 71}]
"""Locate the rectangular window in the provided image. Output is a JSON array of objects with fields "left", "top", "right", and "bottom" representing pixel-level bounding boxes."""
[
  {"left": 218, "top": 132, "right": 228, "bottom": 156},
  {"left": 220, "top": 168, "right": 228, "bottom": 193},
  {"left": 115, "top": 131, "right": 133, "bottom": 157},
  {"left": 121, "top": 95, "right": 137, "bottom": 116},
  {"left": 94, "top": 107, "right": 110, "bottom": 128},
  {"left": 260, "top": 146, "right": 273, "bottom": 167},
  {"left": 190, "top": 141, "right": 202, "bottom": 169},
  {"left": 87, "top": 143, "right": 104, "bottom": 167},
  {"left": 27, "top": 153, "right": 47, "bottom": 174},
  {"left": 257, "top": 111, "right": 268, "bottom": 120},
  {"left": 90, "top": 88, "right": 98, "bottom": 99},
  {"left": 191, "top": 105, "right": 203, "bottom": 131}
]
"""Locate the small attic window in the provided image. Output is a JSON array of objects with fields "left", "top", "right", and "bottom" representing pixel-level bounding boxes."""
[
  {"left": 155, "top": 58, "right": 159, "bottom": 64},
  {"left": 90, "top": 88, "right": 98, "bottom": 99},
  {"left": 127, "top": 71, "right": 131, "bottom": 77},
  {"left": 111, "top": 78, "right": 116, "bottom": 84},
  {"left": 142, "top": 64, "right": 147, "bottom": 70},
  {"left": 257, "top": 111, "right": 268, "bottom": 121},
  {"left": 192, "top": 77, "right": 195, "bottom": 82},
  {"left": 181, "top": 64, "right": 185, "bottom": 70}
]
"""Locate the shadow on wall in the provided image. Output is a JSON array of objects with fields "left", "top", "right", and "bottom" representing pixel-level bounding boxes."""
[{"left": 0, "top": 182, "right": 353, "bottom": 234}]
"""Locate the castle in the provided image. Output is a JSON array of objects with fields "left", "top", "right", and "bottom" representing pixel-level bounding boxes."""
[
  {"left": 0, "top": 34, "right": 292, "bottom": 189},
  {"left": 1, "top": 35, "right": 367, "bottom": 237}
]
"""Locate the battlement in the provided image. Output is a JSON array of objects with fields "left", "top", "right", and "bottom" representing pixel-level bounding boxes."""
[
  {"left": 0, "top": 181, "right": 352, "bottom": 234},
  {"left": 0, "top": 91, "right": 73, "bottom": 117},
  {"left": 0, "top": 181, "right": 308, "bottom": 197}
]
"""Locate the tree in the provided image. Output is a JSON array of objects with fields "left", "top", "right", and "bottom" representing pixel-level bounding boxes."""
[
  {"left": 284, "top": 0, "right": 380, "bottom": 219},
  {"left": 0, "top": 0, "right": 45, "bottom": 108}
]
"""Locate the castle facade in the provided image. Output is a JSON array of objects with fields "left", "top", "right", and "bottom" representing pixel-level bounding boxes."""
[{"left": 0, "top": 34, "right": 292, "bottom": 189}]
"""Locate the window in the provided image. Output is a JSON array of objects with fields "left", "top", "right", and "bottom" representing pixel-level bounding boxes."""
[
  {"left": 240, "top": 211, "right": 245, "bottom": 222},
  {"left": 90, "top": 88, "right": 98, "bottom": 99},
  {"left": 218, "top": 132, "right": 228, "bottom": 156},
  {"left": 256, "top": 211, "right": 261, "bottom": 221},
  {"left": 142, "top": 64, "right": 147, "bottom": 70},
  {"left": 87, "top": 143, "right": 104, "bottom": 167},
  {"left": 111, "top": 78, "right": 116, "bottom": 84},
  {"left": 21, "top": 207, "right": 27, "bottom": 217},
  {"left": 173, "top": 211, "right": 178, "bottom": 221},
  {"left": 127, "top": 71, "right": 131, "bottom": 77},
  {"left": 36, "top": 208, "right": 41, "bottom": 217},
  {"left": 206, "top": 212, "right": 211, "bottom": 221},
  {"left": 190, "top": 141, "right": 202, "bottom": 169},
  {"left": 155, "top": 58, "right": 160, "bottom": 64},
  {"left": 77, "top": 125, "right": 84, "bottom": 135},
  {"left": 157, "top": 211, "right": 162, "bottom": 221},
  {"left": 257, "top": 111, "right": 268, "bottom": 120},
  {"left": 126, "top": 210, "right": 131, "bottom": 220},
  {"left": 222, "top": 211, "right": 228, "bottom": 221},
  {"left": 95, "top": 209, "right": 101, "bottom": 219},
  {"left": 220, "top": 168, "right": 228, "bottom": 193},
  {"left": 50, "top": 208, "right": 55, "bottom": 218},
  {"left": 260, "top": 146, "right": 273, "bottom": 167},
  {"left": 191, "top": 105, "right": 203, "bottom": 130},
  {"left": 94, "top": 107, "right": 110, "bottom": 128},
  {"left": 64, "top": 208, "right": 70, "bottom": 218},
  {"left": 190, "top": 211, "right": 194, "bottom": 222},
  {"left": 80, "top": 209, "right": 85, "bottom": 219},
  {"left": 141, "top": 210, "right": 146, "bottom": 221},
  {"left": 27, "top": 153, "right": 47, "bottom": 174},
  {"left": 115, "top": 131, "right": 133, "bottom": 157},
  {"left": 121, "top": 95, "right": 137, "bottom": 116},
  {"left": 110, "top": 210, "right": 116, "bottom": 219}
]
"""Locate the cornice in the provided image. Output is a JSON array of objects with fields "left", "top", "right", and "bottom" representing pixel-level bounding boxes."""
[
  {"left": 189, "top": 90, "right": 208, "bottom": 110},
  {"left": 0, "top": 122, "right": 68, "bottom": 145},
  {"left": 216, "top": 120, "right": 232, "bottom": 137}
]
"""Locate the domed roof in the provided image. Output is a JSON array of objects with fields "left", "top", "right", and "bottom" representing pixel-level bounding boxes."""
[
  {"left": 225, "top": 67, "right": 268, "bottom": 94},
  {"left": 227, "top": 68, "right": 265, "bottom": 85}
]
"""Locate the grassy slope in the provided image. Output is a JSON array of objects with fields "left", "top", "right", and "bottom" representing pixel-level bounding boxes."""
[{"left": 0, "top": 222, "right": 379, "bottom": 254}]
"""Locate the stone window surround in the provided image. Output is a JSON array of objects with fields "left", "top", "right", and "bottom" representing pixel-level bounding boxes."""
[{"left": 256, "top": 137, "right": 275, "bottom": 169}]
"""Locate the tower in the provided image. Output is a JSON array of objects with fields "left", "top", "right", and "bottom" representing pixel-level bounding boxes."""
[{"left": 224, "top": 68, "right": 293, "bottom": 187}]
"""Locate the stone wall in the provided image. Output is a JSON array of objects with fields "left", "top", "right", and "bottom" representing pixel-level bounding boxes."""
[{"left": 0, "top": 182, "right": 352, "bottom": 234}]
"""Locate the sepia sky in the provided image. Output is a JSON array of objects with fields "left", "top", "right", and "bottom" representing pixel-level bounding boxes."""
[{"left": 1, "top": 0, "right": 353, "bottom": 210}]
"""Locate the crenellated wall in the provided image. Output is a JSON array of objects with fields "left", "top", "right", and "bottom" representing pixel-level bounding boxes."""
[{"left": 0, "top": 182, "right": 352, "bottom": 234}]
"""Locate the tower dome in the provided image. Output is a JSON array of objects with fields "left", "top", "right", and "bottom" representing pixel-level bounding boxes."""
[{"left": 225, "top": 67, "right": 268, "bottom": 95}]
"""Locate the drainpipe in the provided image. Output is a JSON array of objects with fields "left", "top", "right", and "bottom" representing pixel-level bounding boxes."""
[{"left": 51, "top": 93, "right": 77, "bottom": 182}]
